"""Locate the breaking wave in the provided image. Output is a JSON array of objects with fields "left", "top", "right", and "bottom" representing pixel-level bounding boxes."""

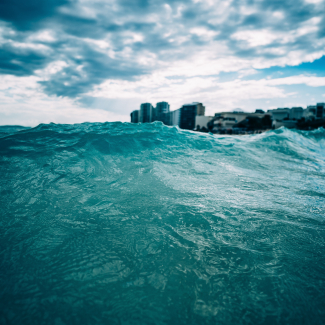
[{"left": 0, "top": 122, "right": 325, "bottom": 324}]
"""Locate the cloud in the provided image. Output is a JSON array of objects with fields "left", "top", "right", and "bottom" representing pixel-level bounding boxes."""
[
  {"left": 0, "top": 0, "right": 69, "bottom": 30},
  {"left": 267, "top": 75, "right": 325, "bottom": 87},
  {"left": 0, "top": 0, "right": 325, "bottom": 123},
  {"left": 0, "top": 74, "right": 126, "bottom": 126},
  {"left": 84, "top": 73, "right": 325, "bottom": 115}
]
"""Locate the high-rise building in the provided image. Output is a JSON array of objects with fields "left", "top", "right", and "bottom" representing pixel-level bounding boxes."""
[
  {"left": 133, "top": 101, "right": 205, "bottom": 129},
  {"left": 179, "top": 103, "right": 205, "bottom": 130},
  {"left": 139, "top": 103, "right": 153, "bottom": 123},
  {"left": 195, "top": 103, "right": 205, "bottom": 116},
  {"left": 164, "top": 102, "right": 206, "bottom": 130},
  {"left": 130, "top": 110, "right": 140, "bottom": 123},
  {"left": 153, "top": 102, "right": 170, "bottom": 124},
  {"left": 168, "top": 109, "right": 181, "bottom": 126}
]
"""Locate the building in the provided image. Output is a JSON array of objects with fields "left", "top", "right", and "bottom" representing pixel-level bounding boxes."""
[
  {"left": 139, "top": 103, "right": 153, "bottom": 123},
  {"left": 316, "top": 103, "right": 325, "bottom": 119},
  {"left": 153, "top": 102, "right": 170, "bottom": 124},
  {"left": 267, "top": 108, "right": 290, "bottom": 121},
  {"left": 195, "top": 116, "right": 213, "bottom": 131},
  {"left": 304, "top": 106, "right": 316, "bottom": 120},
  {"left": 180, "top": 104, "right": 198, "bottom": 130},
  {"left": 167, "top": 109, "right": 181, "bottom": 126},
  {"left": 272, "top": 120, "right": 298, "bottom": 129},
  {"left": 289, "top": 107, "right": 304, "bottom": 120},
  {"left": 163, "top": 102, "right": 205, "bottom": 130},
  {"left": 130, "top": 110, "right": 139, "bottom": 123},
  {"left": 213, "top": 116, "right": 237, "bottom": 129},
  {"left": 196, "top": 103, "right": 205, "bottom": 116},
  {"left": 175, "top": 102, "right": 206, "bottom": 130},
  {"left": 210, "top": 110, "right": 269, "bottom": 132},
  {"left": 267, "top": 106, "right": 305, "bottom": 129},
  {"left": 212, "top": 111, "right": 265, "bottom": 125},
  {"left": 302, "top": 103, "right": 324, "bottom": 121},
  {"left": 267, "top": 107, "right": 304, "bottom": 121}
]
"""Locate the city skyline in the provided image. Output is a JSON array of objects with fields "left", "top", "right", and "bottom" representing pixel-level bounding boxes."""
[
  {"left": 1, "top": 0, "right": 325, "bottom": 126},
  {"left": 130, "top": 100, "right": 325, "bottom": 132},
  {"left": 130, "top": 100, "right": 323, "bottom": 117}
]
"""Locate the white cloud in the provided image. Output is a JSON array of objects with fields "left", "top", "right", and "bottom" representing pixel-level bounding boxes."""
[
  {"left": 8, "top": 40, "right": 52, "bottom": 53},
  {"left": 123, "top": 32, "right": 144, "bottom": 45},
  {"left": 238, "top": 69, "right": 258, "bottom": 78},
  {"left": 232, "top": 17, "right": 322, "bottom": 49},
  {"left": 267, "top": 75, "right": 325, "bottom": 87},
  {"left": 0, "top": 75, "right": 126, "bottom": 126},
  {"left": 190, "top": 27, "right": 219, "bottom": 39},
  {"left": 84, "top": 72, "right": 325, "bottom": 116},
  {"left": 28, "top": 30, "right": 56, "bottom": 43},
  {"left": 35, "top": 61, "right": 69, "bottom": 77},
  {"left": 296, "top": 17, "right": 321, "bottom": 37},
  {"left": 272, "top": 11, "right": 285, "bottom": 19},
  {"left": 232, "top": 29, "right": 279, "bottom": 47},
  {"left": 304, "top": 0, "right": 324, "bottom": 4},
  {"left": 2, "top": 69, "right": 325, "bottom": 125},
  {"left": 83, "top": 38, "right": 111, "bottom": 49}
]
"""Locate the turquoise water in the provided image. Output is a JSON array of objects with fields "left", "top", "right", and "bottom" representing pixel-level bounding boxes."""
[{"left": 0, "top": 122, "right": 324, "bottom": 324}]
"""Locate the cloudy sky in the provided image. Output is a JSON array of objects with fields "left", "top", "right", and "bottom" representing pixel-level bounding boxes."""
[{"left": 1, "top": 0, "right": 325, "bottom": 125}]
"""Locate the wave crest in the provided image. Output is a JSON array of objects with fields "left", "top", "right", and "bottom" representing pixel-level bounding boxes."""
[{"left": 0, "top": 122, "right": 325, "bottom": 324}]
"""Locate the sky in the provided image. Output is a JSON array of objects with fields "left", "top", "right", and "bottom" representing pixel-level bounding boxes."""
[{"left": 1, "top": 0, "right": 325, "bottom": 126}]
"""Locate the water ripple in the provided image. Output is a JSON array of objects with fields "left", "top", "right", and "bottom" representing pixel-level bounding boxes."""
[{"left": 0, "top": 123, "right": 325, "bottom": 324}]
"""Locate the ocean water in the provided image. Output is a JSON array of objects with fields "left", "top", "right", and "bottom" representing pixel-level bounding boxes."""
[{"left": 0, "top": 122, "right": 324, "bottom": 325}]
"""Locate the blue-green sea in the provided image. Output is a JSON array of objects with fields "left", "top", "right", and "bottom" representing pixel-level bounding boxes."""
[{"left": 0, "top": 122, "right": 325, "bottom": 324}]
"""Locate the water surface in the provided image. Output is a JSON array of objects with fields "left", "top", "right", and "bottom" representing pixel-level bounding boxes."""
[{"left": 0, "top": 123, "right": 324, "bottom": 324}]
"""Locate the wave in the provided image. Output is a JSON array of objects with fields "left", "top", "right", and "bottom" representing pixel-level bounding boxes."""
[{"left": 0, "top": 122, "right": 325, "bottom": 324}]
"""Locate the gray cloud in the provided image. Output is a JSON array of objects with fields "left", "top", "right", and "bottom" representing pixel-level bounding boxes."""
[
  {"left": 0, "top": 0, "right": 324, "bottom": 99},
  {"left": 0, "top": 44, "right": 50, "bottom": 76},
  {"left": 39, "top": 43, "right": 148, "bottom": 97},
  {"left": 0, "top": 0, "right": 69, "bottom": 30}
]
